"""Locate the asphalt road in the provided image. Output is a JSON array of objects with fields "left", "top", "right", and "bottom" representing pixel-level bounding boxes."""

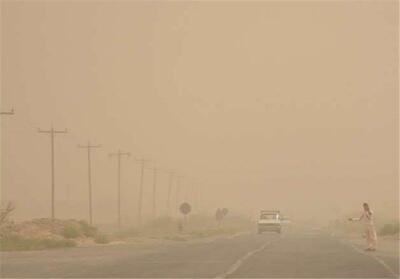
[{"left": 1, "top": 229, "right": 399, "bottom": 278}]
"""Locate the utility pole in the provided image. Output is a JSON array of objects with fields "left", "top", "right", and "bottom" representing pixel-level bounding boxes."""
[
  {"left": 196, "top": 181, "right": 201, "bottom": 213},
  {"left": 145, "top": 166, "right": 159, "bottom": 219},
  {"left": 144, "top": 164, "right": 157, "bottom": 219},
  {"left": 144, "top": 166, "right": 169, "bottom": 219},
  {"left": 193, "top": 179, "right": 203, "bottom": 213},
  {"left": 135, "top": 157, "right": 151, "bottom": 225},
  {"left": 175, "top": 175, "right": 183, "bottom": 216},
  {"left": 184, "top": 180, "right": 190, "bottom": 203},
  {"left": 167, "top": 171, "right": 174, "bottom": 217},
  {"left": 78, "top": 141, "right": 101, "bottom": 225},
  {"left": 152, "top": 167, "right": 157, "bottom": 218},
  {"left": 109, "top": 150, "right": 130, "bottom": 229},
  {"left": 0, "top": 108, "right": 14, "bottom": 115},
  {"left": 38, "top": 127, "right": 68, "bottom": 220},
  {"left": 183, "top": 178, "right": 196, "bottom": 206}
]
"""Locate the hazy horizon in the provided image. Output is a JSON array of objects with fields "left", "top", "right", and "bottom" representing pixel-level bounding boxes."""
[{"left": 1, "top": 1, "right": 398, "bottom": 226}]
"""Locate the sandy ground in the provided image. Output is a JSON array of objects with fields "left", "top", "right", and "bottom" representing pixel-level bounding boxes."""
[{"left": 79, "top": 230, "right": 251, "bottom": 249}]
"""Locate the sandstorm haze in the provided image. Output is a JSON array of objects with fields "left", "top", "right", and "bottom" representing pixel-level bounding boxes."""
[{"left": 1, "top": 1, "right": 398, "bottom": 225}]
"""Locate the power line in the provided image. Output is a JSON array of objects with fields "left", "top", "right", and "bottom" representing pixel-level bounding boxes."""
[
  {"left": 38, "top": 127, "right": 68, "bottom": 220},
  {"left": 109, "top": 150, "right": 130, "bottom": 229},
  {"left": 78, "top": 141, "right": 101, "bottom": 225}
]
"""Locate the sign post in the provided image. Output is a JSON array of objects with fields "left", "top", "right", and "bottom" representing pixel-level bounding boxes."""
[
  {"left": 215, "top": 208, "right": 229, "bottom": 226},
  {"left": 179, "top": 202, "right": 191, "bottom": 231}
]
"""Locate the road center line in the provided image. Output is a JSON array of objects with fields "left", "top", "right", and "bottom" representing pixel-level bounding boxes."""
[
  {"left": 215, "top": 237, "right": 280, "bottom": 278},
  {"left": 227, "top": 231, "right": 252, "bottom": 239},
  {"left": 342, "top": 239, "right": 399, "bottom": 278}
]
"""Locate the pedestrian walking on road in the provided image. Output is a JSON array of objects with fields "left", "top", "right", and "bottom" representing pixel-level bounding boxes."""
[{"left": 349, "top": 202, "right": 377, "bottom": 251}]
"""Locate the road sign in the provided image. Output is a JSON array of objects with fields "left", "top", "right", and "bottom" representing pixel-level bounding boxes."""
[{"left": 179, "top": 202, "right": 191, "bottom": 215}]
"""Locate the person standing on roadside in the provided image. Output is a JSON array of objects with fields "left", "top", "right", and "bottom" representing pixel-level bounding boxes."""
[{"left": 349, "top": 202, "right": 378, "bottom": 251}]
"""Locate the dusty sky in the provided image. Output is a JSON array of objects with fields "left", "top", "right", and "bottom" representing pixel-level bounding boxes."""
[{"left": 1, "top": 1, "right": 398, "bottom": 225}]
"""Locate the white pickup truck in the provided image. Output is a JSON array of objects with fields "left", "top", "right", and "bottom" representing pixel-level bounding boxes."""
[{"left": 257, "top": 210, "right": 282, "bottom": 234}]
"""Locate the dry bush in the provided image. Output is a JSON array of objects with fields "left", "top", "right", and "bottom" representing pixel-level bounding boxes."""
[{"left": 0, "top": 202, "right": 15, "bottom": 226}]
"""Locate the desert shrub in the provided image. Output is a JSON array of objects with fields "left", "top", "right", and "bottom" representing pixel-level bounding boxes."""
[
  {"left": 0, "top": 202, "right": 15, "bottom": 226},
  {"left": 62, "top": 225, "right": 81, "bottom": 239},
  {"left": 0, "top": 234, "right": 35, "bottom": 251},
  {"left": 379, "top": 223, "right": 400, "bottom": 236},
  {"left": 78, "top": 220, "right": 98, "bottom": 237},
  {"left": 94, "top": 234, "right": 110, "bottom": 244},
  {"left": 0, "top": 234, "right": 76, "bottom": 251}
]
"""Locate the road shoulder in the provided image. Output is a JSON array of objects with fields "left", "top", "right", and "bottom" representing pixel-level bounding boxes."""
[{"left": 335, "top": 232, "right": 399, "bottom": 278}]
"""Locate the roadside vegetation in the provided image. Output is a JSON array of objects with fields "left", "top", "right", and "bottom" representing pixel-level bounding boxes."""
[
  {"left": 1, "top": 202, "right": 251, "bottom": 251},
  {"left": 0, "top": 210, "right": 111, "bottom": 251},
  {"left": 0, "top": 235, "right": 76, "bottom": 251}
]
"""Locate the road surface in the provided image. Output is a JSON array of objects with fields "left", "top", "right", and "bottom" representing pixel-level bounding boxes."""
[{"left": 1, "top": 229, "right": 399, "bottom": 278}]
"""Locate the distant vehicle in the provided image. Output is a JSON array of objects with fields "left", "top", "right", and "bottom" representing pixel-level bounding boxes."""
[{"left": 257, "top": 210, "right": 282, "bottom": 234}]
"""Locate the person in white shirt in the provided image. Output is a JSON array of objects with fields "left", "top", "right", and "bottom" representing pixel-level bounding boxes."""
[{"left": 349, "top": 202, "right": 377, "bottom": 251}]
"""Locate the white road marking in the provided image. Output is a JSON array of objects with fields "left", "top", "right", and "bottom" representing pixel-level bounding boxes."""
[
  {"left": 215, "top": 237, "right": 280, "bottom": 278},
  {"left": 201, "top": 231, "right": 252, "bottom": 243},
  {"left": 343, "top": 239, "right": 399, "bottom": 278},
  {"left": 227, "top": 231, "right": 252, "bottom": 239}
]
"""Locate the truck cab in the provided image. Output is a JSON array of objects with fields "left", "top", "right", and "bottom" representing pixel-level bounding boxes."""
[{"left": 257, "top": 210, "right": 282, "bottom": 234}]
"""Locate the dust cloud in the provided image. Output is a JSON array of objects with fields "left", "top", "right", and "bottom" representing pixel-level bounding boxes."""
[{"left": 1, "top": 1, "right": 398, "bottom": 228}]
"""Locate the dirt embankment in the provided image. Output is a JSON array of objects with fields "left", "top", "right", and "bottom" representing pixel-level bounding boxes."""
[
  {"left": 0, "top": 215, "right": 253, "bottom": 251},
  {"left": 0, "top": 218, "right": 109, "bottom": 251}
]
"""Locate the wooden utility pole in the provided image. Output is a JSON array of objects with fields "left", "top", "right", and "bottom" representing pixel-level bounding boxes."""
[
  {"left": 78, "top": 142, "right": 101, "bottom": 225},
  {"left": 167, "top": 171, "right": 174, "bottom": 217},
  {"left": 38, "top": 127, "right": 68, "bottom": 220},
  {"left": 151, "top": 167, "right": 157, "bottom": 219},
  {"left": 175, "top": 175, "right": 183, "bottom": 216},
  {"left": 135, "top": 157, "right": 151, "bottom": 225},
  {"left": 192, "top": 179, "right": 203, "bottom": 214},
  {"left": 109, "top": 150, "right": 130, "bottom": 229},
  {"left": 145, "top": 166, "right": 170, "bottom": 219},
  {"left": 195, "top": 181, "right": 201, "bottom": 213}
]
